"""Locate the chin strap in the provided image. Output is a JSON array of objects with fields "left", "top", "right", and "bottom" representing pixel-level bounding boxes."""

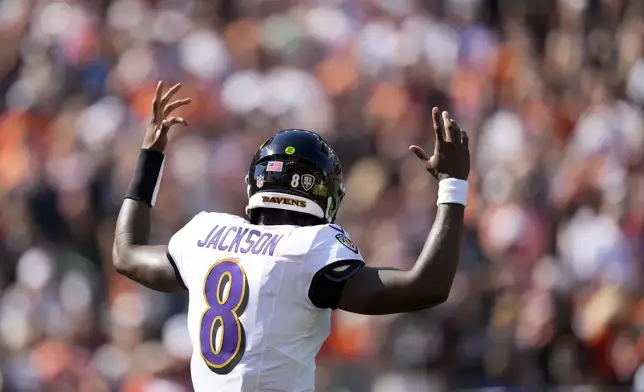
[{"left": 328, "top": 186, "right": 345, "bottom": 223}]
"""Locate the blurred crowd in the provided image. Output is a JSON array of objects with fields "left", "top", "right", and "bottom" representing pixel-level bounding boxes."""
[{"left": 1, "top": 0, "right": 644, "bottom": 391}]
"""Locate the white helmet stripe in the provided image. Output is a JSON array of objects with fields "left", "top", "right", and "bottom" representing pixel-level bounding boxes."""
[{"left": 247, "top": 192, "right": 325, "bottom": 219}]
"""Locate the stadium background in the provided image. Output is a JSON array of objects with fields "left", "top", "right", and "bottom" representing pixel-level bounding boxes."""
[{"left": 1, "top": 0, "right": 644, "bottom": 390}]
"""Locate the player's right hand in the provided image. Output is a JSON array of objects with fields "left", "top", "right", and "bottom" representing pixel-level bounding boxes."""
[
  {"left": 142, "top": 81, "right": 192, "bottom": 153},
  {"left": 409, "top": 107, "right": 470, "bottom": 181}
]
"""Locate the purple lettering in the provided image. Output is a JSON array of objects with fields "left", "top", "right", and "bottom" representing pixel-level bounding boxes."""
[
  {"left": 217, "top": 227, "right": 237, "bottom": 251},
  {"left": 229, "top": 227, "right": 249, "bottom": 253},
  {"left": 240, "top": 230, "right": 260, "bottom": 254},
  {"left": 198, "top": 227, "right": 282, "bottom": 257},
  {"left": 262, "top": 235, "right": 283, "bottom": 256},
  {"left": 206, "top": 226, "right": 227, "bottom": 249},
  {"left": 251, "top": 233, "right": 272, "bottom": 255},
  {"left": 197, "top": 225, "right": 219, "bottom": 247}
]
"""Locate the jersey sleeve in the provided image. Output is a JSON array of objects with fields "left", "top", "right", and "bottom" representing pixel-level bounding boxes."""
[
  {"left": 167, "top": 211, "right": 209, "bottom": 290},
  {"left": 305, "top": 224, "right": 365, "bottom": 309}
]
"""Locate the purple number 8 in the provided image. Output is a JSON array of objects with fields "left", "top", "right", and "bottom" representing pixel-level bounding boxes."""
[{"left": 199, "top": 258, "right": 248, "bottom": 374}]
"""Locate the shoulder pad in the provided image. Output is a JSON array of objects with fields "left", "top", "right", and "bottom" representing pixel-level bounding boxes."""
[
  {"left": 314, "top": 224, "right": 360, "bottom": 255},
  {"left": 328, "top": 224, "right": 346, "bottom": 234}
]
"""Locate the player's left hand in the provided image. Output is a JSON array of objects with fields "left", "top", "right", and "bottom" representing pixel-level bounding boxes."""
[
  {"left": 409, "top": 107, "right": 470, "bottom": 181},
  {"left": 142, "top": 81, "right": 191, "bottom": 153}
]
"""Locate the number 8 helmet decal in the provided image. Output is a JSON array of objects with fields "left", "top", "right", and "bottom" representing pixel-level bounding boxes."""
[{"left": 246, "top": 129, "right": 345, "bottom": 224}]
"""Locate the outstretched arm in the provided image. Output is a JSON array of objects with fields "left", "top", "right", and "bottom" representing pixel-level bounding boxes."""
[
  {"left": 113, "top": 201, "right": 181, "bottom": 292},
  {"left": 112, "top": 81, "right": 191, "bottom": 293},
  {"left": 337, "top": 204, "right": 463, "bottom": 314},
  {"left": 337, "top": 108, "right": 470, "bottom": 314}
]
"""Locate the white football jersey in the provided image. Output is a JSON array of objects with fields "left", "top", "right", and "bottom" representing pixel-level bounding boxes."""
[{"left": 167, "top": 212, "right": 364, "bottom": 392}]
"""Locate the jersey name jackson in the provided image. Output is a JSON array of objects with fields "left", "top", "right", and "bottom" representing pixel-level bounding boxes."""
[{"left": 196, "top": 225, "right": 283, "bottom": 256}]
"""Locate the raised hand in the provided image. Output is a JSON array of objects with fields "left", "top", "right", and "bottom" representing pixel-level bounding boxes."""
[
  {"left": 142, "top": 81, "right": 192, "bottom": 153},
  {"left": 409, "top": 107, "right": 470, "bottom": 181}
]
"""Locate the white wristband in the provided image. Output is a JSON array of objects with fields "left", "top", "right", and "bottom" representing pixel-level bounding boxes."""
[{"left": 437, "top": 178, "right": 468, "bottom": 207}]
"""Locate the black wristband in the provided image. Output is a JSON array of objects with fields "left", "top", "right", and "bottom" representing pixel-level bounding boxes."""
[{"left": 125, "top": 149, "right": 165, "bottom": 207}]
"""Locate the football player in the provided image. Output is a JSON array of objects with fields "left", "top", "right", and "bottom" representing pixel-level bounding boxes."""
[{"left": 113, "top": 81, "right": 470, "bottom": 391}]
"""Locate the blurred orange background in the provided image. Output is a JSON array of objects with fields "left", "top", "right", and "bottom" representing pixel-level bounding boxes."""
[{"left": 1, "top": 0, "right": 644, "bottom": 391}]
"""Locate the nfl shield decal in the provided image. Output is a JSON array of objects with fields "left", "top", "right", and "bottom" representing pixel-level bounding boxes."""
[
  {"left": 256, "top": 175, "right": 264, "bottom": 188},
  {"left": 335, "top": 234, "right": 359, "bottom": 254},
  {"left": 301, "top": 174, "right": 315, "bottom": 191}
]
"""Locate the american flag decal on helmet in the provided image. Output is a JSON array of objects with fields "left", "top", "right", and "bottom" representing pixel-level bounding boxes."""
[{"left": 267, "top": 161, "right": 283, "bottom": 172}]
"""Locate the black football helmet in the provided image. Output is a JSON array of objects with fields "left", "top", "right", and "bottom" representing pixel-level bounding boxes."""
[{"left": 245, "top": 129, "right": 345, "bottom": 224}]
